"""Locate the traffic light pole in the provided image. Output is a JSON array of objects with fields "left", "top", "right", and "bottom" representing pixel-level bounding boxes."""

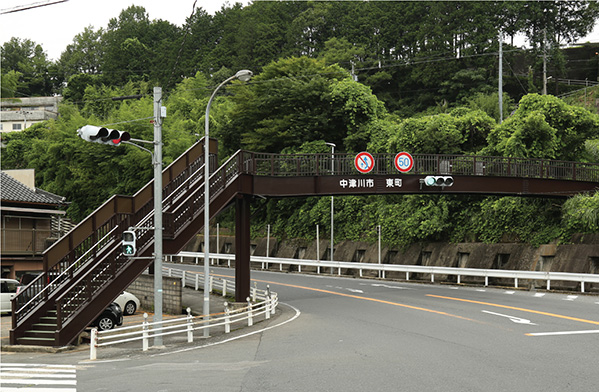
[{"left": 153, "top": 86, "right": 164, "bottom": 347}]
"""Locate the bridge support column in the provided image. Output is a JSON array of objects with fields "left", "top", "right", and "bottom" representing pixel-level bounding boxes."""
[{"left": 235, "top": 195, "right": 251, "bottom": 302}]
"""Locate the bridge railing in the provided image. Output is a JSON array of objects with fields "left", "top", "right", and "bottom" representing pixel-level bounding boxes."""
[{"left": 246, "top": 152, "right": 599, "bottom": 182}]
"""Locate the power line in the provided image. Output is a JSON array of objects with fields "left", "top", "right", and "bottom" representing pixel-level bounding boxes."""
[{"left": 0, "top": 0, "right": 68, "bottom": 15}]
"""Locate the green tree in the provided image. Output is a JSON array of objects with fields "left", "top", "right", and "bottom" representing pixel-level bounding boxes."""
[
  {"left": 484, "top": 94, "right": 599, "bottom": 160},
  {"left": 1, "top": 37, "right": 53, "bottom": 96},
  {"left": 220, "top": 56, "right": 384, "bottom": 155}
]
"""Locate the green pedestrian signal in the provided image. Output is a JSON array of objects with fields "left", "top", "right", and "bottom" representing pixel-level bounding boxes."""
[{"left": 122, "top": 230, "right": 136, "bottom": 257}]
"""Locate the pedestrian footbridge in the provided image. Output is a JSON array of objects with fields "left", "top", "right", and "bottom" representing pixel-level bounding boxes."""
[{"left": 11, "top": 139, "right": 599, "bottom": 346}]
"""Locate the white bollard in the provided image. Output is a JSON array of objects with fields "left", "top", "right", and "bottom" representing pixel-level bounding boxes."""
[
  {"left": 182, "top": 271, "right": 186, "bottom": 288},
  {"left": 142, "top": 313, "right": 149, "bottom": 351},
  {"left": 90, "top": 328, "right": 98, "bottom": 360},
  {"left": 186, "top": 308, "right": 193, "bottom": 343},
  {"left": 223, "top": 279, "right": 227, "bottom": 297},
  {"left": 195, "top": 273, "right": 199, "bottom": 291},
  {"left": 252, "top": 283, "right": 257, "bottom": 302},
  {"left": 224, "top": 302, "right": 231, "bottom": 333},
  {"left": 247, "top": 297, "right": 253, "bottom": 327},
  {"left": 209, "top": 276, "right": 214, "bottom": 293}
]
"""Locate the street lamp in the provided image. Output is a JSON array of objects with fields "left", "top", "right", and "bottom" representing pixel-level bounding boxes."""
[
  {"left": 204, "top": 69, "right": 252, "bottom": 336},
  {"left": 325, "top": 142, "right": 335, "bottom": 264}
]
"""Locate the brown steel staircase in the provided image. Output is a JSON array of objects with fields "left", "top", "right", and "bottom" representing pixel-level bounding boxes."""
[{"left": 10, "top": 139, "right": 252, "bottom": 346}]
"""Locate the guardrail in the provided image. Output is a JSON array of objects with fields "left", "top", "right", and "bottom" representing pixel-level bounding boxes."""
[
  {"left": 89, "top": 268, "right": 278, "bottom": 360},
  {"left": 172, "top": 251, "right": 599, "bottom": 293}
]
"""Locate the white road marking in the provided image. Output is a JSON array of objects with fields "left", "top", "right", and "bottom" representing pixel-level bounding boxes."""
[
  {"left": 371, "top": 284, "right": 410, "bottom": 290},
  {"left": 564, "top": 295, "right": 578, "bottom": 301},
  {"left": 482, "top": 310, "right": 537, "bottom": 325},
  {"left": 504, "top": 291, "right": 515, "bottom": 294},
  {"left": 527, "top": 329, "right": 599, "bottom": 337},
  {"left": 346, "top": 288, "right": 364, "bottom": 293},
  {"left": 0, "top": 363, "right": 77, "bottom": 391},
  {"left": 534, "top": 293, "right": 545, "bottom": 297}
]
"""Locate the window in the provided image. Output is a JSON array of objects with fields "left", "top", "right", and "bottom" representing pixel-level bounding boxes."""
[{"left": 12, "top": 124, "right": 22, "bottom": 131}]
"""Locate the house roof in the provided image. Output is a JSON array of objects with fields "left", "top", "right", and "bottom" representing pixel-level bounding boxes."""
[{"left": 0, "top": 171, "right": 66, "bottom": 206}]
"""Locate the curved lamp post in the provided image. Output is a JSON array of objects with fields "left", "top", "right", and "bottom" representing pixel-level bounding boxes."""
[{"left": 204, "top": 69, "right": 252, "bottom": 337}]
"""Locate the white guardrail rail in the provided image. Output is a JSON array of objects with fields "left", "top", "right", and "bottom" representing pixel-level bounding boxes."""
[
  {"left": 172, "top": 251, "right": 599, "bottom": 293},
  {"left": 90, "top": 268, "right": 278, "bottom": 360}
]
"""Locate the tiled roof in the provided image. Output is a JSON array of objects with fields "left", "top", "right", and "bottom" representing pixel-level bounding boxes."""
[{"left": 0, "top": 171, "right": 66, "bottom": 205}]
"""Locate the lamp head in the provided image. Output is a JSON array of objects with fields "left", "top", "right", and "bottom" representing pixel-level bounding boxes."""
[{"left": 235, "top": 69, "right": 253, "bottom": 82}]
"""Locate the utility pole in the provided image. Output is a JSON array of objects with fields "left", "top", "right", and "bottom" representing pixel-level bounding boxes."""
[
  {"left": 498, "top": 30, "right": 503, "bottom": 124},
  {"left": 153, "top": 87, "right": 163, "bottom": 347},
  {"left": 542, "top": 29, "right": 548, "bottom": 95}
]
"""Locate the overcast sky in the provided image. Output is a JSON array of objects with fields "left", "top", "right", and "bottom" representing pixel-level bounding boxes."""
[
  {"left": 1, "top": 0, "right": 598, "bottom": 62},
  {"left": 0, "top": 0, "right": 250, "bottom": 61}
]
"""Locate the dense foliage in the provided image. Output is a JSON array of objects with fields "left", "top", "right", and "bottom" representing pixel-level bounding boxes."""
[{"left": 2, "top": 1, "right": 599, "bottom": 246}]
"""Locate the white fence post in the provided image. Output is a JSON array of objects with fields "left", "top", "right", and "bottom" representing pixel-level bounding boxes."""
[
  {"left": 209, "top": 276, "right": 214, "bottom": 293},
  {"left": 224, "top": 302, "right": 231, "bottom": 333},
  {"left": 195, "top": 273, "right": 199, "bottom": 291},
  {"left": 90, "top": 328, "right": 98, "bottom": 360},
  {"left": 182, "top": 271, "right": 186, "bottom": 287},
  {"left": 265, "top": 286, "right": 271, "bottom": 320},
  {"left": 142, "top": 313, "right": 149, "bottom": 351},
  {"left": 581, "top": 281, "right": 585, "bottom": 293},
  {"left": 247, "top": 297, "right": 253, "bottom": 327},
  {"left": 252, "top": 283, "right": 257, "bottom": 302},
  {"left": 222, "top": 279, "right": 227, "bottom": 297},
  {"left": 186, "top": 308, "right": 193, "bottom": 343}
]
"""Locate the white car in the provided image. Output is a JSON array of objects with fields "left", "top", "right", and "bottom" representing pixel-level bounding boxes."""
[
  {"left": 114, "top": 291, "right": 140, "bottom": 316},
  {"left": 1, "top": 278, "right": 20, "bottom": 314}
]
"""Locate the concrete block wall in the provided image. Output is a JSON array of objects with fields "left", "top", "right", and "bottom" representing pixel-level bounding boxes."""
[{"left": 128, "top": 274, "right": 182, "bottom": 315}]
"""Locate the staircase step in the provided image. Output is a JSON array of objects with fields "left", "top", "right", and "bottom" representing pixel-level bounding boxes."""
[
  {"left": 24, "top": 330, "right": 55, "bottom": 339},
  {"left": 32, "top": 323, "right": 57, "bottom": 331},
  {"left": 17, "top": 336, "right": 56, "bottom": 346}
]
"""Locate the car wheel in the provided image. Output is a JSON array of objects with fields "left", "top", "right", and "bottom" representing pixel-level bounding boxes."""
[
  {"left": 124, "top": 301, "right": 137, "bottom": 315},
  {"left": 97, "top": 316, "right": 115, "bottom": 331}
]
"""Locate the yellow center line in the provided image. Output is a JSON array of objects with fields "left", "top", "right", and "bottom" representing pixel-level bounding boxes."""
[
  {"left": 245, "top": 277, "right": 476, "bottom": 322},
  {"left": 426, "top": 294, "right": 599, "bottom": 325}
]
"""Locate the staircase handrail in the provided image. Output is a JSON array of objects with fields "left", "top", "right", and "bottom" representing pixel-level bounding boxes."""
[
  {"left": 12, "top": 140, "right": 208, "bottom": 332},
  {"left": 14, "top": 225, "right": 119, "bottom": 318}
]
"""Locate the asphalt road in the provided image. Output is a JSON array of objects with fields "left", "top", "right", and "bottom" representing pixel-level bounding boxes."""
[{"left": 3, "top": 265, "right": 599, "bottom": 392}]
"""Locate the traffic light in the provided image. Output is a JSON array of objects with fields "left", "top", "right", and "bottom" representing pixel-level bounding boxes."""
[
  {"left": 122, "top": 230, "right": 136, "bottom": 256},
  {"left": 423, "top": 176, "right": 454, "bottom": 187},
  {"left": 77, "top": 125, "right": 131, "bottom": 146}
]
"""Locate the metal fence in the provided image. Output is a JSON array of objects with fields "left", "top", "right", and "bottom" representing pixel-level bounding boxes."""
[
  {"left": 173, "top": 251, "right": 599, "bottom": 293},
  {"left": 89, "top": 268, "right": 278, "bottom": 360}
]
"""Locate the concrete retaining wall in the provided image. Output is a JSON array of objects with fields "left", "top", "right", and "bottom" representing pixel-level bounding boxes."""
[{"left": 184, "top": 233, "right": 599, "bottom": 291}]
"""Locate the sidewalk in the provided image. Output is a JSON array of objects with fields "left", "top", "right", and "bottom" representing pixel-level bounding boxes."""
[{"left": 0, "top": 287, "right": 236, "bottom": 352}]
